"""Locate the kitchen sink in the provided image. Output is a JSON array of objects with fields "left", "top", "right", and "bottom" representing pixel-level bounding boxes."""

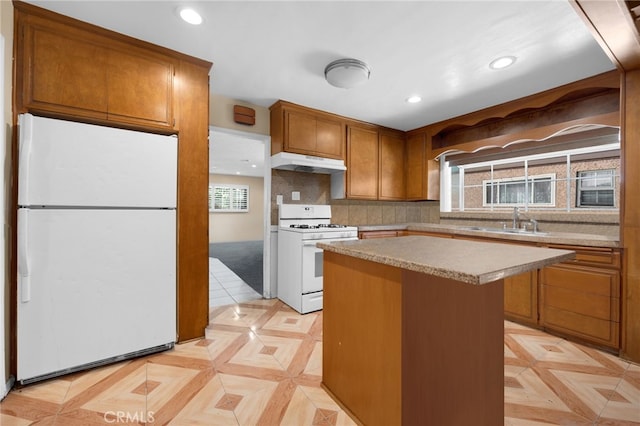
[{"left": 461, "top": 226, "right": 548, "bottom": 236}]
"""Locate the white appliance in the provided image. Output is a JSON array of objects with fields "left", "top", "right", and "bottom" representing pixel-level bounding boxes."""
[
  {"left": 17, "top": 113, "right": 177, "bottom": 384},
  {"left": 277, "top": 204, "right": 357, "bottom": 313},
  {"left": 271, "top": 152, "right": 346, "bottom": 174}
]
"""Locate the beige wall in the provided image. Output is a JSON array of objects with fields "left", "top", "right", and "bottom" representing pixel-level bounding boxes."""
[
  {"left": 208, "top": 96, "right": 270, "bottom": 245},
  {"left": 209, "top": 174, "right": 264, "bottom": 243},
  {"left": 210, "top": 94, "right": 270, "bottom": 136},
  {"left": 1, "top": 0, "right": 12, "bottom": 393}
]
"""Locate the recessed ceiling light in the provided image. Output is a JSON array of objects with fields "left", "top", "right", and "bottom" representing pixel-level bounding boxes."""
[
  {"left": 406, "top": 95, "right": 422, "bottom": 104},
  {"left": 251, "top": 164, "right": 257, "bottom": 168},
  {"left": 489, "top": 56, "right": 516, "bottom": 70},
  {"left": 179, "top": 7, "right": 203, "bottom": 25}
]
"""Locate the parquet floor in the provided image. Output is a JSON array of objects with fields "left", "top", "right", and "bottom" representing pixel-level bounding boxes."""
[{"left": 1, "top": 298, "right": 639, "bottom": 425}]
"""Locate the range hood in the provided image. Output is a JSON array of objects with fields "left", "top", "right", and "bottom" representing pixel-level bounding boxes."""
[{"left": 271, "top": 152, "right": 346, "bottom": 174}]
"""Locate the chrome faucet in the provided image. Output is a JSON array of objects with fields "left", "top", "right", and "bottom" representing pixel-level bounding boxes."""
[{"left": 513, "top": 207, "right": 539, "bottom": 233}]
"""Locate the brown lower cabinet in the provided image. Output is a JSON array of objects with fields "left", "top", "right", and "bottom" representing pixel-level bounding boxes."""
[
  {"left": 361, "top": 229, "right": 622, "bottom": 351},
  {"left": 358, "top": 230, "right": 401, "bottom": 239},
  {"left": 323, "top": 251, "right": 503, "bottom": 426},
  {"left": 540, "top": 254, "right": 620, "bottom": 349},
  {"left": 504, "top": 270, "right": 539, "bottom": 327}
]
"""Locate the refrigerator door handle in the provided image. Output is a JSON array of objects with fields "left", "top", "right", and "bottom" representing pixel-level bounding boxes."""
[
  {"left": 18, "top": 113, "right": 33, "bottom": 206},
  {"left": 18, "top": 209, "right": 31, "bottom": 303}
]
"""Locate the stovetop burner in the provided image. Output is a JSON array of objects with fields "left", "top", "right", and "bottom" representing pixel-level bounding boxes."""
[{"left": 289, "top": 224, "right": 348, "bottom": 229}]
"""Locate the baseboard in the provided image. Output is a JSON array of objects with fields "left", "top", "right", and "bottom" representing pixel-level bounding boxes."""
[{"left": 1, "top": 375, "right": 15, "bottom": 400}]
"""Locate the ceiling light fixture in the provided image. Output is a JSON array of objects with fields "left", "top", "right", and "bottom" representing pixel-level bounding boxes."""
[
  {"left": 406, "top": 95, "right": 422, "bottom": 104},
  {"left": 324, "top": 58, "right": 370, "bottom": 89},
  {"left": 489, "top": 56, "right": 516, "bottom": 70},
  {"left": 179, "top": 7, "right": 203, "bottom": 25}
]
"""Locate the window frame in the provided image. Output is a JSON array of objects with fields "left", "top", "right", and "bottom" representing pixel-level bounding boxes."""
[
  {"left": 576, "top": 169, "right": 615, "bottom": 208},
  {"left": 482, "top": 173, "right": 556, "bottom": 208},
  {"left": 209, "top": 184, "right": 250, "bottom": 212},
  {"left": 441, "top": 140, "right": 620, "bottom": 213}
]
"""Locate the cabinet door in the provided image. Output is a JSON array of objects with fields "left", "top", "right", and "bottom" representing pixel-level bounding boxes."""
[
  {"left": 347, "top": 126, "right": 379, "bottom": 199},
  {"left": 359, "top": 230, "right": 398, "bottom": 239},
  {"left": 316, "top": 118, "right": 344, "bottom": 159},
  {"left": 25, "top": 25, "right": 108, "bottom": 118},
  {"left": 504, "top": 270, "right": 538, "bottom": 326},
  {"left": 107, "top": 50, "right": 175, "bottom": 128},
  {"left": 540, "top": 263, "right": 620, "bottom": 348},
  {"left": 379, "top": 133, "right": 405, "bottom": 200},
  {"left": 285, "top": 111, "right": 317, "bottom": 154},
  {"left": 19, "top": 13, "right": 175, "bottom": 130},
  {"left": 406, "top": 132, "right": 426, "bottom": 200}
]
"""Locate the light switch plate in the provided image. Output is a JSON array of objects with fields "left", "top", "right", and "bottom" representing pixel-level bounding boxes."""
[
  {"left": 292, "top": 191, "right": 300, "bottom": 201},
  {"left": 276, "top": 194, "right": 283, "bottom": 205}
]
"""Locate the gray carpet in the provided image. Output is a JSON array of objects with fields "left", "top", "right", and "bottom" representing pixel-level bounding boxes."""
[{"left": 209, "top": 240, "right": 263, "bottom": 294}]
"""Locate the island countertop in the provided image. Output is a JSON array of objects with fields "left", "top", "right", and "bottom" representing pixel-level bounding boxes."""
[{"left": 317, "top": 235, "right": 575, "bottom": 285}]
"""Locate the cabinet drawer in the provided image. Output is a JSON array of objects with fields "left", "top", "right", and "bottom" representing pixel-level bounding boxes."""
[
  {"left": 540, "top": 262, "right": 621, "bottom": 349},
  {"left": 359, "top": 230, "right": 399, "bottom": 239},
  {"left": 541, "top": 264, "right": 619, "bottom": 297},
  {"left": 544, "top": 285, "right": 617, "bottom": 321},
  {"left": 546, "top": 245, "right": 621, "bottom": 268},
  {"left": 542, "top": 306, "right": 618, "bottom": 348}
]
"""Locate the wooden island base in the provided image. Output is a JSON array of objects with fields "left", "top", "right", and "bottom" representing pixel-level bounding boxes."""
[{"left": 322, "top": 251, "right": 504, "bottom": 426}]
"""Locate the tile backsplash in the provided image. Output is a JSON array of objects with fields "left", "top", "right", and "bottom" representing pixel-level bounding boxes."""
[
  {"left": 330, "top": 200, "right": 440, "bottom": 225},
  {"left": 271, "top": 170, "right": 440, "bottom": 225}
]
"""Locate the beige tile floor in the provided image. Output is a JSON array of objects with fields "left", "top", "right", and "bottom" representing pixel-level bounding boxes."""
[
  {"left": 1, "top": 298, "right": 639, "bottom": 425},
  {"left": 209, "top": 258, "right": 262, "bottom": 308}
]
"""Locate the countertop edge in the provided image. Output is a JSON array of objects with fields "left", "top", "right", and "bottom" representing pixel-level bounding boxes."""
[
  {"left": 318, "top": 236, "right": 576, "bottom": 285},
  {"left": 356, "top": 223, "right": 620, "bottom": 248}
]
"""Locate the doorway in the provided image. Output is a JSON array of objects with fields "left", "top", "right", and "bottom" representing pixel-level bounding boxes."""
[{"left": 208, "top": 127, "right": 271, "bottom": 309}]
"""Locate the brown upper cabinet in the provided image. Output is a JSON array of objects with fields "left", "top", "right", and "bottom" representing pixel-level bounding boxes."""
[
  {"left": 379, "top": 131, "right": 406, "bottom": 200},
  {"left": 16, "top": 8, "right": 176, "bottom": 131},
  {"left": 405, "top": 131, "right": 427, "bottom": 200},
  {"left": 346, "top": 124, "right": 379, "bottom": 199},
  {"left": 270, "top": 101, "right": 345, "bottom": 159},
  {"left": 270, "top": 100, "right": 434, "bottom": 201},
  {"left": 345, "top": 124, "right": 405, "bottom": 200}
]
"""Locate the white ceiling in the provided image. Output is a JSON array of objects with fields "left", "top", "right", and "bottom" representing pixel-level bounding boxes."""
[
  {"left": 24, "top": 0, "right": 616, "bottom": 174},
  {"left": 210, "top": 129, "right": 266, "bottom": 177}
]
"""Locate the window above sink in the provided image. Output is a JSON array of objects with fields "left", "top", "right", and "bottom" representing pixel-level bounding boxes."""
[{"left": 440, "top": 125, "right": 620, "bottom": 214}]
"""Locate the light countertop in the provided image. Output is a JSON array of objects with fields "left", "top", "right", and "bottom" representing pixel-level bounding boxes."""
[
  {"left": 318, "top": 235, "right": 575, "bottom": 285},
  {"left": 357, "top": 223, "right": 619, "bottom": 248}
]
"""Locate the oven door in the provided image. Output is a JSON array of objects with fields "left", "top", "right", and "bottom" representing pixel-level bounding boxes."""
[{"left": 301, "top": 237, "right": 357, "bottom": 294}]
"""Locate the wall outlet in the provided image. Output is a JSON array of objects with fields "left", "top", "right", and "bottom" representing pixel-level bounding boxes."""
[
  {"left": 292, "top": 191, "right": 300, "bottom": 201},
  {"left": 276, "top": 194, "right": 283, "bottom": 205}
]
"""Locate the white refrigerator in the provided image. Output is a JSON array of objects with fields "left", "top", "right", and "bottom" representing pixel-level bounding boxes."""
[{"left": 17, "top": 113, "right": 177, "bottom": 384}]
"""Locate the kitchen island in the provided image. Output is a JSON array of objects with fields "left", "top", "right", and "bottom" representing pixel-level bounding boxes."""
[{"left": 317, "top": 236, "right": 574, "bottom": 426}]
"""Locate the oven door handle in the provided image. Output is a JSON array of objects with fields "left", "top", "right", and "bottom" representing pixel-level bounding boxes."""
[{"left": 303, "top": 237, "right": 357, "bottom": 247}]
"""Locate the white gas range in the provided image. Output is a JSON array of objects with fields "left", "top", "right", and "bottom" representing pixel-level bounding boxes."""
[{"left": 277, "top": 204, "right": 358, "bottom": 313}]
